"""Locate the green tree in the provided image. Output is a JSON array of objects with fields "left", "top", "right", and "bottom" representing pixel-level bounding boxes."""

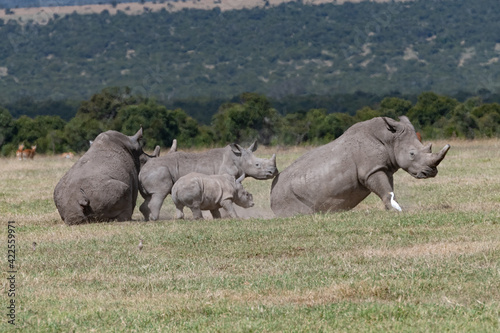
[
  {"left": 212, "top": 93, "right": 279, "bottom": 145},
  {"left": 115, "top": 100, "right": 203, "bottom": 149},
  {"left": 407, "top": 92, "right": 459, "bottom": 127},
  {"left": 0, "top": 107, "right": 15, "bottom": 156},
  {"left": 472, "top": 103, "right": 500, "bottom": 137},
  {"left": 64, "top": 115, "right": 103, "bottom": 152},
  {"left": 379, "top": 97, "right": 413, "bottom": 117},
  {"left": 77, "top": 87, "right": 141, "bottom": 128}
]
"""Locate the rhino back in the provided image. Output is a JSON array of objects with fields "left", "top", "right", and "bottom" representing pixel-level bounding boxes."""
[{"left": 140, "top": 148, "right": 234, "bottom": 190}]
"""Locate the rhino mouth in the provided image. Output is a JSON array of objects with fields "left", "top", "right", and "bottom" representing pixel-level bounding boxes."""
[
  {"left": 250, "top": 168, "right": 278, "bottom": 180},
  {"left": 269, "top": 168, "right": 279, "bottom": 177},
  {"left": 414, "top": 167, "right": 438, "bottom": 179}
]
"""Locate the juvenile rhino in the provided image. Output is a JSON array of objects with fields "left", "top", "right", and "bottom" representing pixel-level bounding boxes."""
[
  {"left": 139, "top": 141, "right": 277, "bottom": 221},
  {"left": 54, "top": 128, "right": 156, "bottom": 225},
  {"left": 172, "top": 173, "right": 254, "bottom": 219},
  {"left": 271, "top": 116, "right": 450, "bottom": 217}
]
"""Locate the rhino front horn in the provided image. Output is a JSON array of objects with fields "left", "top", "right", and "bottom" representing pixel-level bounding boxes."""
[{"left": 430, "top": 144, "right": 451, "bottom": 167}]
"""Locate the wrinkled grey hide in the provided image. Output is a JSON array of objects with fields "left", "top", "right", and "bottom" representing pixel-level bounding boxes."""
[
  {"left": 54, "top": 128, "right": 155, "bottom": 225},
  {"left": 139, "top": 141, "right": 278, "bottom": 221},
  {"left": 271, "top": 116, "right": 450, "bottom": 217},
  {"left": 172, "top": 173, "right": 254, "bottom": 220}
]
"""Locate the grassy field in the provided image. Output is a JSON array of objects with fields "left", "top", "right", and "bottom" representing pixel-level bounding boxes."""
[{"left": 1, "top": 140, "right": 499, "bottom": 332}]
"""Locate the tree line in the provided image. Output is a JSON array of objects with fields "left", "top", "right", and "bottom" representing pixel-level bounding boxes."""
[
  {"left": 1, "top": 0, "right": 500, "bottom": 104},
  {"left": 1, "top": 86, "right": 500, "bottom": 156}
]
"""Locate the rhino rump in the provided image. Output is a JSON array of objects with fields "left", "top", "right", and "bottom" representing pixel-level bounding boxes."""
[
  {"left": 53, "top": 129, "right": 144, "bottom": 225},
  {"left": 54, "top": 168, "right": 138, "bottom": 225}
]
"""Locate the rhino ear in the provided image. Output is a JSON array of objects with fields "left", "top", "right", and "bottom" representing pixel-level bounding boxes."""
[
  {"left": 169, "top": 139, "right": 177, "bottom": 153},
  {"left": 248, "top": 141, "right": 258, "bottom": 152},
  {"left": 132, "top": 127, "right": 143, "bottom": 142},
  {"left": 382, "top": 117, "right": 401, "bottom": 133},
  {"left": 398, "top": 116, "right": 412, "bottom": 125},
  {"left": 153, "top": 145, "right": 161, "bottom": 157},
  {"left": 230, "top": 143, "right": 243, "bottom": 156}
]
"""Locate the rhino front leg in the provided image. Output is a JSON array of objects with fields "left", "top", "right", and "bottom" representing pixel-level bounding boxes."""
[
  {"left": 364, "top": 171, "right": 400, "bottom": 211},
  {"left": 190, "top": 201, "right": 203, "bottom": 220},
  {"left": 221, "top": 200, "right": 238, "bottom": 218}
]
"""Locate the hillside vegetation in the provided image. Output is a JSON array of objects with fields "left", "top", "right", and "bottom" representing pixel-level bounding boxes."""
[{"left": 0, "top": 0, "right": 499, "bottom": 104}]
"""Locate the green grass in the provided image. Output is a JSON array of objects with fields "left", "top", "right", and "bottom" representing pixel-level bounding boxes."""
[{"left": 1, "top": 141, "right": 500, "bottom": 332}]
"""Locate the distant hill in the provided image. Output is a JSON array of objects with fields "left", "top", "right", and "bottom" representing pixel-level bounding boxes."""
[
  {"left": 0, "top": 0, "right": 498, "bottom": 107},
  {"left": 0, "top": 0, "right": 138, "bottom": 8}
]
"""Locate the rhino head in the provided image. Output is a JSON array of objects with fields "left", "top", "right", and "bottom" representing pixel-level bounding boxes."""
[
  {"left": 384, "top": 116, "right": 450, "bottom": 179},
  {"left": 230, "top": 141, "right": 278, "bottom": 180},
  {"left": 233, "top": 174, "right": 254, "bottom": 208}
]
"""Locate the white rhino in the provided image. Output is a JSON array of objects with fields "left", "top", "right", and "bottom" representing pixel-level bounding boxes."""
[
  {"left": 270, "top": 116, "right": 450, "bottom": 217},
  {"left": 172, "top": 173, "right": 254, "bottom": 220},
  {"left": 139, "top": 141, "right": 278, "bottom": 221},
  {"left": 53, "top": 128, "right": 158, "bottom": 225}
]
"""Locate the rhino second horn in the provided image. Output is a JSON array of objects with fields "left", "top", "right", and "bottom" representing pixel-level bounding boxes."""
[{"left": 236, "top": 174, "right": 245, "bottom": 183}]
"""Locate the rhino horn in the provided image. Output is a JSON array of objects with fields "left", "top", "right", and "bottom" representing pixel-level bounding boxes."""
[
  {"left": 423, "top": 143, "right": 432, "bottom": 153},
  {"left": 429, "top": 144, "right": 451, "bottom": 167},
  {"left": 169, "top": 139, "right": 177, "bottom": 153},
  {"left": 153, "top": 145, "right": 161, "bottom": 157},
  {"left": 236, "top": 174, "right": 245, "bottom": 184},
  {"left": 271, "top": 153, "right": 276, "bottom": 164}
]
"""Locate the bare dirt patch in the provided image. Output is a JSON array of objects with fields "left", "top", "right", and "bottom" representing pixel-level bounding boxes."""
[{"left": 0, "top": 0, "right": 414, "bottom": 25}]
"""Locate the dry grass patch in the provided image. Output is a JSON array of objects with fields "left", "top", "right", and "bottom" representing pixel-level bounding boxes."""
[{"left": 1, "top": 139, "right": 500, "bottom": 331}]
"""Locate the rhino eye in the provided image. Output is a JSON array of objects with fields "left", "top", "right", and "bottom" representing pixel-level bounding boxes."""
[
  {"left": 409, "top": 151, "right": 416, "bottom": 160},
  {"left": 255, "top": 163, "right": 261, "bottom": 167}
]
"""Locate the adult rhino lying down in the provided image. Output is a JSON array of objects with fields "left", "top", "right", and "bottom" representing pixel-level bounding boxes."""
[
  {"left": 271, "top": 116, "right": 450, "bottom": 217},
  {"left": 172, "top": 173, "right": 254, "bottom": 220},
  {"left": 54, "top": 128, "right": 159, "bottom": 225},
  {"left": 139, "top": 142, "right": 278, "bottom": 221}
]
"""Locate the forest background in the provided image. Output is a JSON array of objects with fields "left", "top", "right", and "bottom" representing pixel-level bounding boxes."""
[{"left": 1, "top": 0, "right": 500, "bottom": 155}]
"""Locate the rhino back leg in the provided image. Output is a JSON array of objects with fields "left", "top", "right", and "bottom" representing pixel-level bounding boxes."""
[
  {"left": 210, "top": 209, "right": 221, "bottom": 219},
  {"left": 139, "top": 166, "right": 173, "bottom": 221},
  {"left": 144, "top": 192, "right": 169, "bottom": 221},
  {"left": 174, "top": 202, "right": 185, "bottom": 219},
  {"left": 139, "top": 184, "right": 173, "bottom": 221}
]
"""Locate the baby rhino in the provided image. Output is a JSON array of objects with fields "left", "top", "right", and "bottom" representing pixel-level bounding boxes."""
[{"left": 172, "top": 173, "right": 254, "bottom": 220}]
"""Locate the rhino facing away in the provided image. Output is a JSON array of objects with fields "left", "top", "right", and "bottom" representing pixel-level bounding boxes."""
[
  {"left": 54, "top": 128, "right": 156, "bottom": 225},
  {"left": 270, "top": 116, "right": 450, "bottom": 217},
  {"left": 172, "top": 173, "right": 254, "bottom": 220},
  {"left": 139, "top": 142, "right": 278, "bottom": 221}
]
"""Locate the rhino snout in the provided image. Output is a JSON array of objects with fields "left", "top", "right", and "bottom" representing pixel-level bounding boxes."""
[{"left": 267, "top": 167, "right": 279, "bottom": 177}]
